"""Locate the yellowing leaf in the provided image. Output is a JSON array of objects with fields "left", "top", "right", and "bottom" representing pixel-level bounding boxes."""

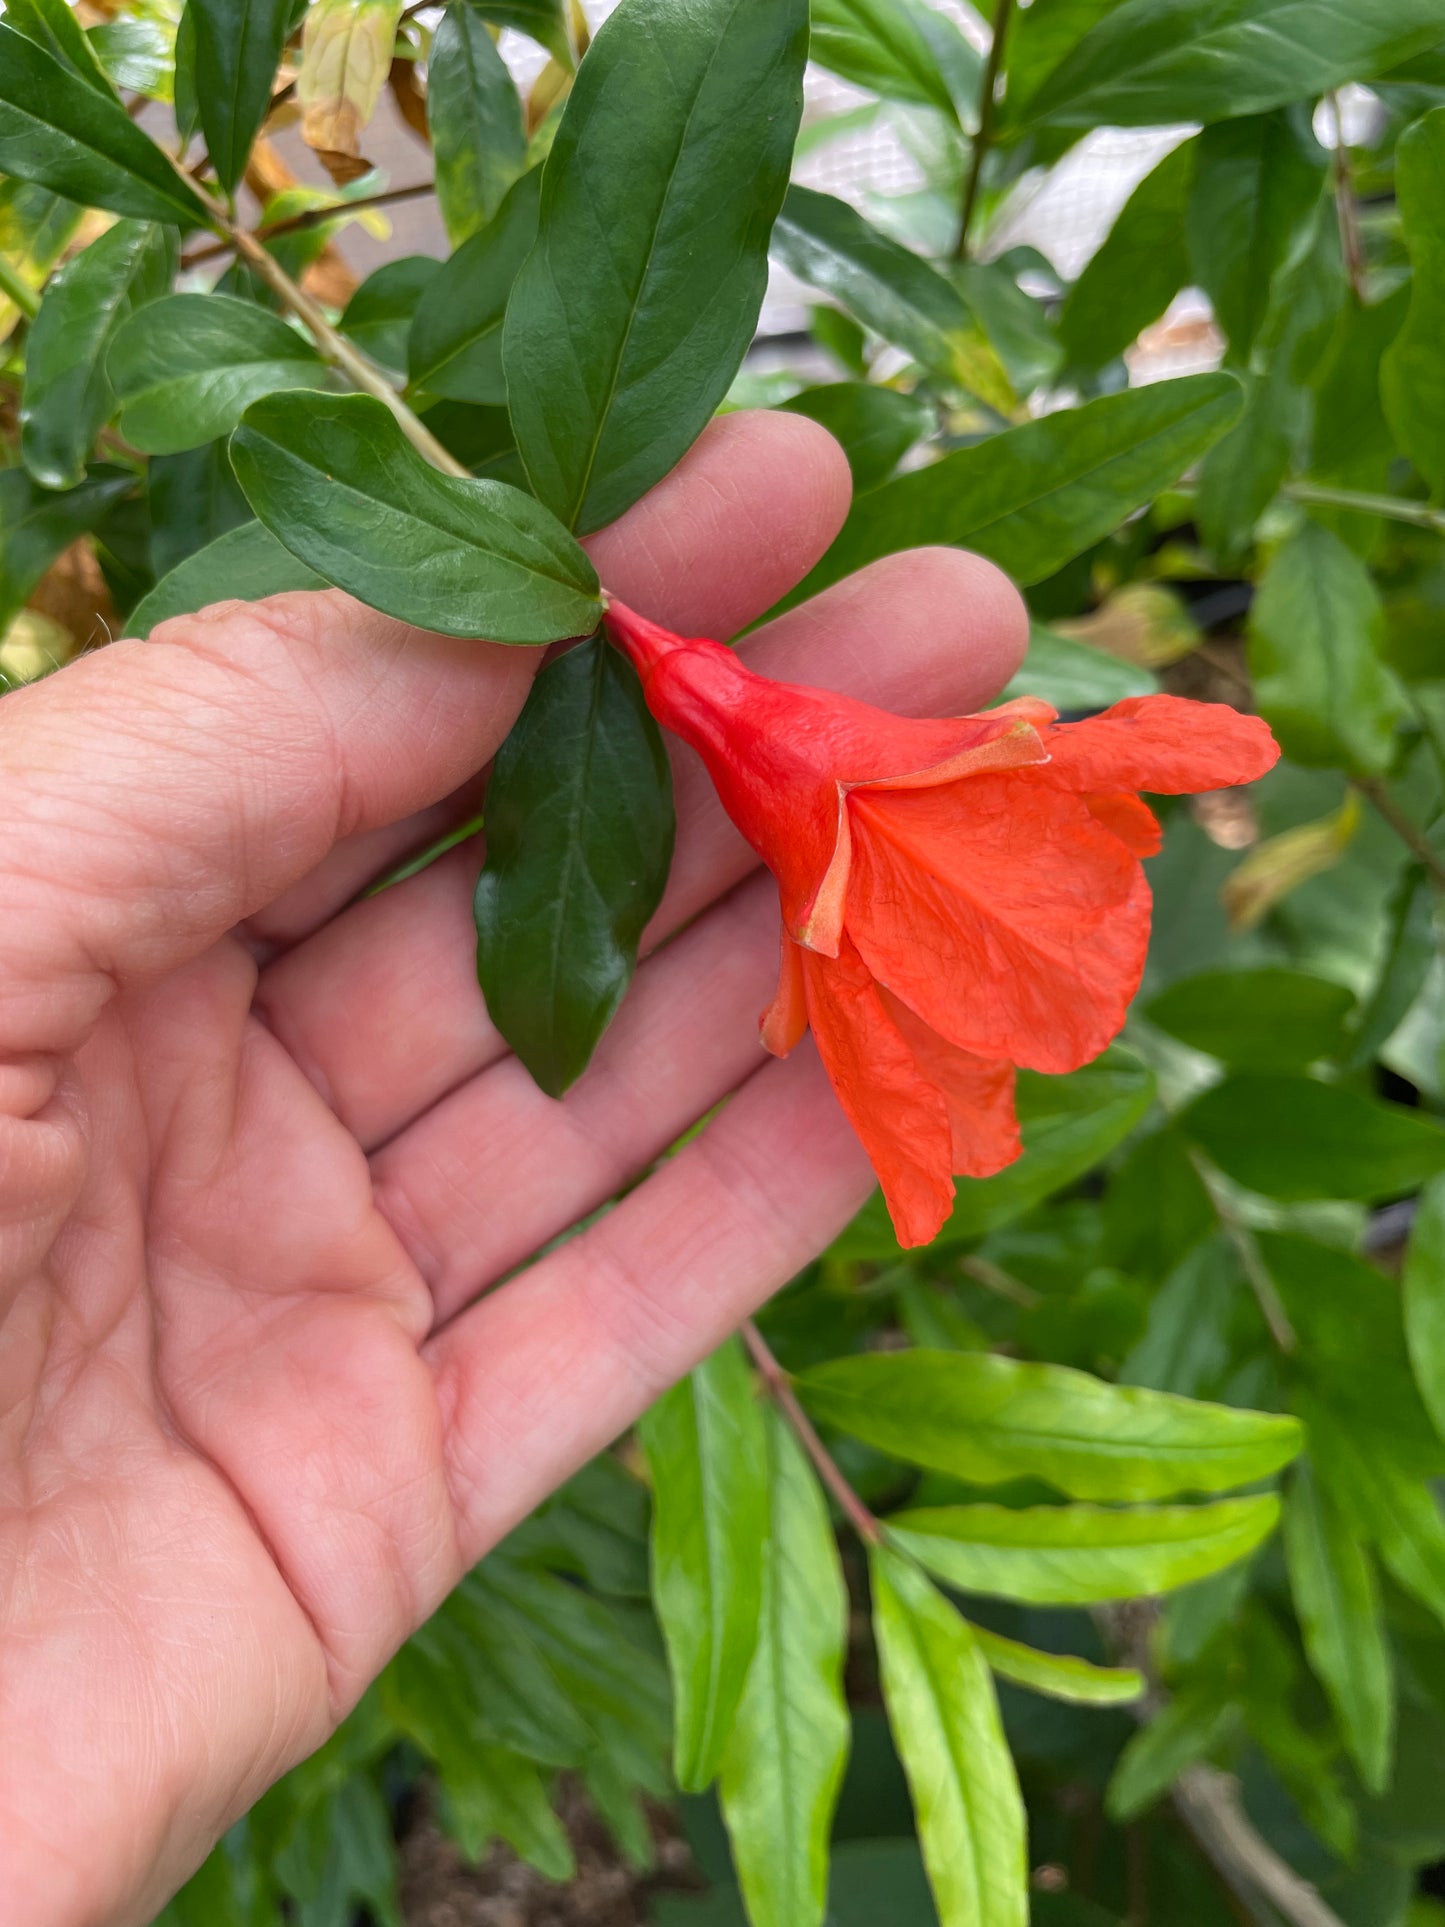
[
  {"left": 297, "top": 0, "right": 402, "bottom": 169},
  {"left": 1056, "top": 582, "right": 1199, "bottom": 668},
  {"left": 1221, "top": 796, "right": 1360, "bottom": 931}
]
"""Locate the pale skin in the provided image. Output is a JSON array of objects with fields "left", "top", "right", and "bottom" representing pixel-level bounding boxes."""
[{"left": 0, "top": 412, "right": 1027, "bottom": 1926}]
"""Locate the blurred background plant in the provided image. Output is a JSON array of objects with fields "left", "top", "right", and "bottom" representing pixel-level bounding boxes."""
[{"left": 5, "top": 0, "right": 1445, "bottom": 1922}]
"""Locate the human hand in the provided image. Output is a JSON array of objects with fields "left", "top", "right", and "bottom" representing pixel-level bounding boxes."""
[{"left": 0, "top": 411, "right": 1025, "bottom": 1926}]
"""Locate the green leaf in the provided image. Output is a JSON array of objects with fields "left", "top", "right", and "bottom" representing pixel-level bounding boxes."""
[
  {"left": 954, "top": 259, "right": 1064, "bottom": 398},
  {"left": 90, "top": 16, "right": 174, "bottom": 98},
  {"left": 0, "top": 21, "right": 209, "bottom": 226},
  {"left": 428, "top": 4, "right": 527, "bottom": 246},
  {"left": 719, "top": 1410, "right": 850, "bottom": 1927},
  {"left": 1347, "top": 864, "right": 1436, "bottom": 1071},
  {"left": 109, "top": 292, "right": 330, "bottom": 454},
  {"left": 1181, "top": 1072, "right": 1445, "bottom": 1202},
  {"left": 1105, "top": 1688, "right": 1240, "bottom": 1821},
  {"left": 887, "top": 1495, "right": 1280, "bottom": 1605},
  {"left": 870, "top": 1546, "right": 1027, "bottom": 1927},
  {"left": 783, "top": 374, "right": 1242, "bottom": 607},
  {"left": 810, "top": 0, "right": 961, "bottom": 123},
  {"left": 126, "top": 521, "right": 326, "bottom": 639},
  {"left": 640, "top": 1337, "right": 769, "bottom": 1793},
  {"left": 1248, "top": 520, "right": 1406, "bottom": 774},
  {"left": 1144, "top": 967, "right": 1356, "bottom": 1069},
  {"left": 337, "top": 257, "right": 441, "bottom": 377},
  {"left": 1057, "top": 138, "right": 1194, "bottom": 377},
  {"left": 230, "top": 391, "right": 601, "bottom": 642},
  {"left": 778, "top": 382, "right": 933, "bottom": 494},
  {"left": 1382, "top": 106, "right": 1445, "bottom": 501},
  {"left": 408, "top": 167, "right": 541, "bottom": 404},
  {"left": 474, "top": 636, "right": 674, "bottom": 1095},
  {"left": 772, "top": 186, "right": 996, "bottom": 398},
  {"left": 1002, "top": 621, "right": 1156, "bottom": 711},
  {"left": 504, "top": 0, "right": 808, "bottom": 534},
  {"left": 460, "top": 0, "right": 572, "bottom": 67},
  {"left": 272, "top": 1776, "right": 402, "bottom": 1927},
  {"left": 1283, "top": 1461, "right": 1393, "bottom": 1795},
  {"left": 20, "top": 219, "right": 174, "bottom": 489},
  {"left": 190, "top": 0, "right": 292, "bottom": 194},
  {"left": 4, "top": 0, "right": 113, "bottom": 92},
  {"left": 1023, "top": 0, "right": 1445, "bottom": 130},
  {"left": 1194, "top": 359, "right": 1310, "bottom": 570},
  {"left": 1405, "top": 1176, "right": 1445, "bottom": 1446},
  {"left": 147, "top": 440, "right": 253, "bottom": 579},
  {"left": 1185, "top": 111, "right": 1327, "bottom": 360},
  {"left": 0, "top": 464, "right": 135, "bottom": 635},
  {"left": 1000, "top": 0, "right": 1118, "bottom": 126},
  {"left": 797, "top": 1350, "right": 1302, "bottom": 1502},
  {"left": 968, "top": 1624, "right": 1143, "bottom": 1706}
]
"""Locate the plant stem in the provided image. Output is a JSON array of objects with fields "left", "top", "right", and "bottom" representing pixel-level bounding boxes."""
[
  {"left": 1282, "top": 480, "right": 1445, "bottom": 533},
  {"left": 953, "top": 0, "right": 1014, "bottom": 262},
  {"left": 1186, "top": 1148, "right": 1296, "bottom": 1353},
  {"left": 182, "top": 180, "right": 437, "bottom": 264},
  {"left": 1327, "top": 93, "right": 1367, "bottom": 303},
  {"left": 0, "top": 251, "right": 40, "bottom": 321},
  {"left": 1174, "top": 1767, "right": 1348, "bottom": 1927},
  {"left": 741, "top": 1319, "right": 882, "bottom": 1544},
  {"left": 1352, "top": 775, "right": 1445, "bottom": 893},
  {"left": 364, "top": 811, "right": 485, "bottom": 897}
]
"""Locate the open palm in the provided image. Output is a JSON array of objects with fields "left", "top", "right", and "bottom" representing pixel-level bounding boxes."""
[{"left": 0, "top": 414, "right": 1025, "bottom": 1927}]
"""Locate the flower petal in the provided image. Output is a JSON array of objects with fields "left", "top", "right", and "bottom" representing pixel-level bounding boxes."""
[
  {"left": 881, "top": 991, "right": 1020, "bottom": 1177},
  {"left": 1039, "top": 694, "right": 1279, "bottom": 795},
  {"left": 801, "top": 937, "right": 955, "bottom": 1248},
  {"left": 1083, "top": 790, "right": 1163, "bottom": 857},
  {"left": 845, "top": 776, "right": 1151, "bottom": 1074},
  {"left": 760, "top": 926, "right": 808, "bottom": 1056}
]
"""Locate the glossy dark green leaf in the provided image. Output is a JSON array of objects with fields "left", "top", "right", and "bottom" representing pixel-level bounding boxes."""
[
  {"left": 1023, "top": 0, "right": 1445, "bottom": 130},
  {"left": 172, "top": 3, "right": 199, "bottom": 144},
  {"left": 1284, "top": 1461, "right": 1393, "bottom": 1795},
  {"left": 810, "top": 0, "right": 961, "bottom": 122},
  {"left": 460, "top": 0, "right": 571, "bottom": 67},
  {"left": 428, "top": 4, "right": 527, "bottom": 245},
  {"left": 1057, "top": 137, "right": 1194, "bottom": 377},
  {"left": 109, "top": 292, "right": 330, "bottom": 454},
  {"left": 89, "top": 16, "right": 172, "bottom": 96},
  {"left": 797, "top": 1350, "right": 1302, "bottom": 1502},
  {"left": 1346, "top": 865, "right": 1436, "bottom": 1071},
  {"left": 1181, "top": 1073, "right": 1445, "bottom": 1202},
  {"left": 20, "top": 219, "right": 174, "bottom": 489},
  {"left": 1002, "top": 621, "right": 1155, "bottom": 710},
  {"left": 870, "top": 1547, "right": 1027, "bottom": 1927},
  {"left": 1193, "top": 359, "right": 1310, "bottom": 570},
  {"left": 407, "top": 168, "right": 541, "bottom": 405},
  {"left": 0, "top": 465, "right": 135, "bottom": 634},
  {"left": 640, "top": 1337, "right": 768, "bottom": 1793},
  {"left": 1248, "top": 520, "right": 1406, "bottom": 773},
  {"left": 772, "top": 187, "right": 994, "bottom": 397},
  {"left": 230, "top": 391, "right": 601, "bottom": 641},
  {"left": 126, "top": 521, "right": 325, "bottom": 639},
  {"left": 338, "top": 257, "right": 441, "bottom": 377},
  {"left": 1405, "top": 1176, "right": 1445, "bottom": 1446},
  {"left": 187, "top": 0, "right": 291, "bottom": 191},
  {"left": 783, "top": 374, "right": 1242, "bottom": 608},
  {"left": 719, "top": 1410, "right": 850, "bottom": 1927},
  {"left": 778, "top": 381, "right": 932, "bottom": 493},
  {"left": 1144, "top": 967, "right": 1356, "bottom": 1069},
  {"left": 1186, "top": 110, "right": 1326, "bottom": 359},
  {"left": 1381, "top": 106, "right": 1445, "bottom": 501},
  {"left": 888, "top": 1495, "right": 1280, "bottom": 1606},
  {"left": 147, "top": 439, "right": 252, "bottom": 579},
  {"left": 504, "top": 0, "right": 807, "bottom": 533},
  {"left": 970, "top": 1625, "right": 1142, "bottom": 1706},
  {"left": 4, "top": 0, "right": 112, "bottom": 91},
  {"left": 474, "top": 636, "right": 673, "bottom": 1095},
  {"left": 418, "top": 399, "right": 525, "bottom": 485},
  {"left": 955, "top": 259, "right": 1063, "bottom": 397},
  {"left": 0, "top": 21, "right": 209, "bottom": 226}
]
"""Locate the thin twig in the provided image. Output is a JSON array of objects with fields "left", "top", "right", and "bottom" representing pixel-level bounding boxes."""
[
  {"left": 182, "top": 179, "right": 437, "bottom": 265},
  {"left": 1352, "top": 775, "right": 1445, "bottom": 894},
  {"left": 741, "top": 1320, "right": 882, "bottom": 1544},
  {"left": 952, "top": 0, "right": 1014, "bottom": 262},
  {"left": 1186, "top": 1148, "right": 1297, "bottom": 1353},
  {"left": 1174, "top": 1767, "right": 1348, "bottom": 1927},
  {"left": 1283, "top": 480, "right": 1445, "bottom": 534},
  {"left": 1327, "top": 92, "right": 1367, "bottom": 303}
]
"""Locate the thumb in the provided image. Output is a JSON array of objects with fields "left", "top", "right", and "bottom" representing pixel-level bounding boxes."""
[{"left": 0, "top": 592, "right": 538, "bottom": 1059}]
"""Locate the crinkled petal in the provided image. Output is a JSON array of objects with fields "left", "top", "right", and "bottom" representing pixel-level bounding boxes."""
[
  {"left": 801, "top": 937, "right": 955, "bottom": 1248},
  {"left": 1039, "top": 694, "right": 1279, "bottom": 796},
  {"left": 881, "top": 991, "right": 1020, "bottom": 1177},
  {"left": 844, "top": 775, "right": 1151, "bottom": 1074},
  {"left": 1083, "top": 790, "right": 1163, "bottom": 857}
]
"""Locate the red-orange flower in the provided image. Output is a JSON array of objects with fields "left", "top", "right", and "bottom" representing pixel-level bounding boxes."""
[{"left": 605, "top": 600, "right": 1279, "bottom": 1247}]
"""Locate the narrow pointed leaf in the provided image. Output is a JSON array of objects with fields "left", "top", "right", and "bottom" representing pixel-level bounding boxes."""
[
  {"left": 428, "top": 5, "right": 527, "bottom": 245},
  {"left": 968, "top": 1625, "right": 1143, "bottom": 1706},
  {"left": 474, "top": 636, "right": 674, "bottom": 1095},
  {"left": 0, "top": 465, "right": 135, "bottom": 634},
  {"left": 796, "top": 1350, "right": 1302, "bottom": 1502},
  {"left": 887, "top": 1495, "right": 1280, "bottom": 1605},
  {"left": 460, "top": 0, "right": 571, "bottom": 67},
  {"left": 0, "top": 22, "right": 209, "bottom": 226},
  {"left": 504, "top": 0, "right": 808, "bottom": 533},
  {"left": 4, "top": 0, "right": 113, "bottom": 92},
  {"left": 810, "top": 0, "right": 961, "bottom": 122},
  {"left": 719, "top": 1411, "right": 850, "bottom": 1927},
  {"left": 871, "top": 1547, "right": 1027, "bottom": 1927},
  {"left": 230, "top": 392, "right": 601, "bottom": 641},
  {"left": 408, "top": 168, "right": 541, "bottom": 404},
  {"left": 1181, "top": 1073, "right": 1445, "bottom": 1201},
  {"left": 127, "top": 522, "right": 326, "bottom": 638},
  {"left": 640, "top": 1338, "right": 769, "bottom": 1793},
  {"left": 1405, "top": 1176, "right": 1445, "bottom": 1446},
  {"left": 1058, "top": 137, "right": 1195, "bottom": 376},
  {"left": 1382, "top": 107, "right": 1445, "bottom": 502},
  {"left": 191, "top": 0, "right": 294, "bottom": 194},
  {"left": 1106, "top": 1690, "right": 1241, "bottom": 1821}
]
